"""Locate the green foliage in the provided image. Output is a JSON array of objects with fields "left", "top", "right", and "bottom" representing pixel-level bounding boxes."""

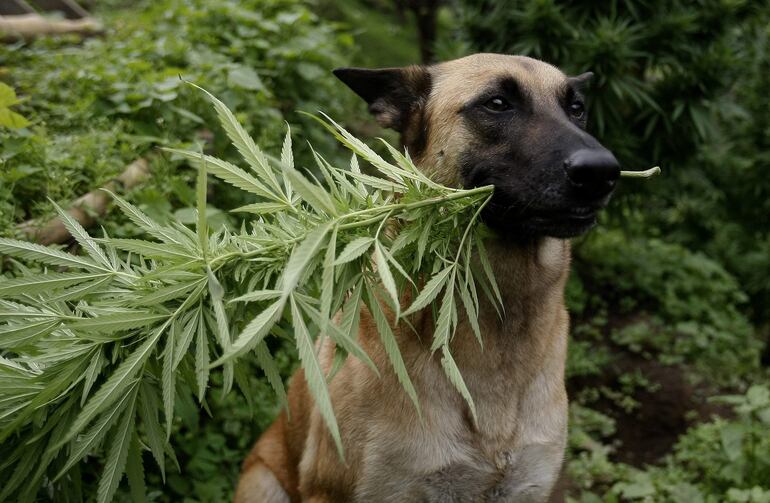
[
  {"left": 450, "top": 0, "right": 757, "bottom": 165},
  {"left": 568, "top": 385, "right": 770, "bottom": 502},
  {"left": 571, "top": 229, "right": 760, "bottom": 380},
  {"left": 0, "top": 0, "right": 353, "bottom": 236},
  {"left": 0, "top": 83, "right": 29, "bottom": 129},
  {"left": 0, "top": 90, "right": 496, "bottom": 501}
]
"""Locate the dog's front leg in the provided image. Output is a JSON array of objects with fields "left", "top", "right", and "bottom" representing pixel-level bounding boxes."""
[
  {"left": 297, "top": 406, "right": 357, "bottom": 502},
  {"left": 233, "top": 462, "right": 290, "bottom": 503}
]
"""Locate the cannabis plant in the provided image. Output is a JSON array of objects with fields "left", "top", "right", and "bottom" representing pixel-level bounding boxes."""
[{"left": 0, "top": 88, "right": 496, "bottom": 502}]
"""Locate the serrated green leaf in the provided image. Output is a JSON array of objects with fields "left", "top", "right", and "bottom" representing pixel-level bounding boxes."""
[
  {"left": 48, "top": 276, "right": 114, "bottom": 303},
  {"left": 324, "top": 316, "right": 379, "bottom": 377},
  {"left": 0, "top": 272, "right": 110, "bottom": 297},
  {"left": 374, "top": 241, "right": 399, "bottom": 318},
  {"left": 430, "top": 269, "right": 457, "bottom": 352},
  {"left": 281, "top": 126, "right": 294, "bottom": 171},
  {"left": 232, "top": 202, "right": 288, "bottom": 214},
  {"left": 138, "top": 382, "right": 165, "bottom": 480},
  {"left": 105, "top": 191, "right": 187, "bottom": 246},
  {"left": 458, "top": 273, "right": 482, "bottom": 349},
  {"left": 416, "top": 214, "right": 434, "bottom": 269},
  {"left": 280, "top": 223, "right": 332, "bottom": 298},
  {"left": 313, "top": 113, "right": 406, "bottom": 184},
  {"left": 81, "top": 350, "right": 104, "bottom": 406},
  {"left": 365, "top": 282, "right": 420, "bottom": 418},
  {"left": 254, "top": 341, "right": 287, "bottom": 412},
  {"left": 295, "top": 295, "right": 378, "bottom": 377},
  {"left": 126, "top": 431, "right": 147, "bottom": 503},
  {"left": 68, "top": 311, "right": 168, "bottom": 335},
  {"left": 54, "top": 381, "right": 139, "bottom": 482},
  {"left": 196, "top": 151, "right": 209, "bottom": 257},
  {"left": 173, "top": 308, "right": 199, "bottom": 369},
  {"left": 380, "top": 245, "right": 416, "bottom": 287},
  {"left": 165, "top": 148, "right": 279, "bottom": 201},
  {"left": 290, "top": 295, "right": 343, "bottom": 457},
  {"left": 229, "top": 289, "right": 281, "bottom": 304},
  {"left": 389, "top": 222, "right": 421, "bottom": 254},
  {"left": 440, "top": 346, "right": 477, "bottom": 426},
  {"left": 55, "top": 325, "right": 164, "bottom": 449},
  {"left": 189, "top": 81, "right": 283, "bottom": 195},
  {"left": 334, "top": 237, "right": 374, "bottom": 265},
  {"left": 345, "top": 170, "right": 406, "bottom": 192},
  {"left": 476, "top": 235, "right": 503, "bottom": 312},
  {"left": 0, "top": 238, "right": 103, "bottom": 271},
  {"left": 132, "top": 279, "right": 203, "bottom": 307},
  {"left": 0, "top": 319, "right": 59, "bottom": 348},
  {"left": 283, "top": 165, "right": 337, "bottom": 216},
  {"left": 340, "top": 280, "right": 363, "bottom": 340},
  {"left": 162, "top": 323, "right": 175, "bottom": 439},
  {"left": 108, "top": 239, "right": 198, "bottom": 260},
  {"left": 195, "top": 310, "right": 209, "bottom": 401},
  {"left": 97, "top": 398, "right": 136, "bottom": 503},
  {"left": 51, "top": 201, "right": 111, "bottom": 268},
  {"left": 213, "top": 297, "right": 284, "bottom": 365},
  {"left": 403, "top": 265, "right": 454, "bottom": 316},
  {"left": 321, "top": 227, "right": 337, "bottom": 322}
]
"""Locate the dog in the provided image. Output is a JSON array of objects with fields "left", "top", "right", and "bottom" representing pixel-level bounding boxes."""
[{"left": 234, "top": 53, "right": 619, "bottom": 502}]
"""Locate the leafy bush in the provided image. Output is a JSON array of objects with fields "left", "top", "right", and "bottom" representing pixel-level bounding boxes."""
[
  {"left": 448, "top": 0, "right": 760, "bottom": 166},
  {"left": 0, "top": 0, "right": 353, "bottom": 235},
  {"left": 568, "top": 385, "right": 770, "bottom": 502},
  {"left": 569, "top": 229, "right": 761, "bottom": 381}
]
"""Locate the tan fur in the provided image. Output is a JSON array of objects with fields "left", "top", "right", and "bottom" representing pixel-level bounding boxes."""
[{"left": 235, "top": 54, "right": 573, "bottom": 502}]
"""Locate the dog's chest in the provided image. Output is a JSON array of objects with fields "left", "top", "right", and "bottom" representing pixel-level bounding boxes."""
[
  {"left": 353, "top": 371, "right": 567, "bottom": 503},
  {"left": 353, "top": 430, "right": 566, "bottom": 503}
]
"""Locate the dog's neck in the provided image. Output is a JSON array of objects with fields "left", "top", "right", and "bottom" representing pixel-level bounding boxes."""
[
  {"left": 484, "top": 237, "right": 571, "bottom": 302},
  {"left": 447, "top": 235, "right": 571, "bottom": 377}
]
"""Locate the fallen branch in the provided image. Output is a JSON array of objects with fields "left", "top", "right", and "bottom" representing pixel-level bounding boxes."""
[
  {"left": 18, "top": 158, "right": 150, "bottom": 245},
  {"left": 0, "top": 13, "right": 102, "bottom": 40}
]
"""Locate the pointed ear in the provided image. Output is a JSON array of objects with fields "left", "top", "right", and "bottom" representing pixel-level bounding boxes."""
[
  {"left": 333, "top": 66, "right": 431, "bottom": 131},
  {"left": 569, "top": 71, "right": 594, "bottom": 91}
]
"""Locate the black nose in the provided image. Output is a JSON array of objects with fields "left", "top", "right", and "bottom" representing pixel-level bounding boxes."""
[{"left": 563, "top": 148, "right": 620, "bottom": 197}]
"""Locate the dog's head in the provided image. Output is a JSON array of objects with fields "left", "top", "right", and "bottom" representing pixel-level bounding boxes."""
[{"left": 334, "top": 53, "right": 619, "bottom": 239}]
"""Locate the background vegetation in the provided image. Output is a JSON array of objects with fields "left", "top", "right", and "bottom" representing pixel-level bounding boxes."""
[{"left": 1, "top": 0, "right": 768, "bottom": 501}]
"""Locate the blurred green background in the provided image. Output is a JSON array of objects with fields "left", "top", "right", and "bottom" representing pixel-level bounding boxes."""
[{"left": 1, "top": 0, "right": 769, "bottom": 501}]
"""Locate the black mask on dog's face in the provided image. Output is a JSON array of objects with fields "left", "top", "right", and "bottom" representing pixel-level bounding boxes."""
[{"left": 335, "top": 54, "right": 620, "bottom": 240}]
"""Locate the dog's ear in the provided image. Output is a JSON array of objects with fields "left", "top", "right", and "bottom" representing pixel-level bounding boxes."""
[
  {"left": 569, "top": 71, "right": 594, "bottom": 91},
  {"left": 333, "top": 66, "right": 431, "bottom": 132}
]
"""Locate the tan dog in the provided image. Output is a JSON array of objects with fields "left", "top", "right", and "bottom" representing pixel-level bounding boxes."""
[{"left": 234, "top": 53, "right": 620, "bottom": 502}]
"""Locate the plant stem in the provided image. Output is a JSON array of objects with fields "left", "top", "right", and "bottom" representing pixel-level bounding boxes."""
[
  {"left": 620, "top": 166, "right": 661, "bottom": 178},
  {"left": 208, "top": 185, "right": 494, "bottom": 269}
]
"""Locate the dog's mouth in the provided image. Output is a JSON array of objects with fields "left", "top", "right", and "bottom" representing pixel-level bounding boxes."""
[
  {"left": 525, "top": 205, "right": 600, "bottom": 238},
  {"left": 483, "top": 202, "right": 605, "bottom": 239},
  {"left": 536, "top": 204, "right": 602, "bottom": 222}
]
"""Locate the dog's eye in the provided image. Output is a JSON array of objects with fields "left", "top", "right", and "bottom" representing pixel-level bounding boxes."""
[
  {"left": 569, "top": 100, "right": 585, "bottom": 119},
  {"left": 483, "top": 97, "right": 512, "bottom": 112}
]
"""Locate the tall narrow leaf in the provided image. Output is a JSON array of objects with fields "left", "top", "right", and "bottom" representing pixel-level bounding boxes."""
[
  {"left": 290, "top": 295, "right": 343, "bottom": 457},
  {"left": 96, "top": 398, "right": 136, "bottom": 503},
  {"left": 365, "top": 283, "right": 420, "bottom": 418}
]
